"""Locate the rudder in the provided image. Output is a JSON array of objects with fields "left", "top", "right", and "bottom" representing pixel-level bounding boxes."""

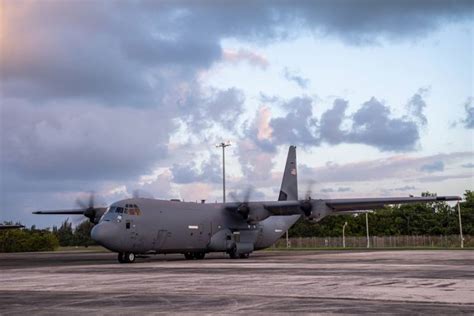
[{"left": 278, "top": 145, "right": 298, "bottom": 201}]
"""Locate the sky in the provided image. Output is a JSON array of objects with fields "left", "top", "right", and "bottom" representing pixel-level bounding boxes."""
[{"left": 1, "top": 0, "right": 473, "bottom": 228}]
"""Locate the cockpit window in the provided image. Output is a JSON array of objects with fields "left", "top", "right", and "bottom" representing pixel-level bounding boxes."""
[
  {"left": 125, "top": 204, "right": 141, "bottom": 215},
  {"left": 106, "top": 204, "right": 141, "bottom": 216}
]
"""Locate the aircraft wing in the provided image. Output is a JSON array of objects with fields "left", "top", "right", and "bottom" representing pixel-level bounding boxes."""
[
  {"left": 262, "top": 195, "right": 461, "bottom": 217},
  {"left": 33, "top": 207, "right": 108, "bottom": 224},
  {"left": 324, "top": 196, "right": 461, "bottom": 212},
  {"left": 33, "top": 209, "right": 90, "bottom": 215}
]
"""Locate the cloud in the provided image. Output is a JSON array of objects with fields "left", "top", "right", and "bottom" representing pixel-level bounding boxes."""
[
  {"left": 320, "top": 187, "right": 351, "bottom": 193},
  {"left": 462, "top": 97, "right": 474, "bottom": 129},
  {"left": 461, "top": 163, "right": 474, "bottom": 168},
  {"left": 1, "top": 101, "right": 172, "bottom": 181},
  {"left": 406, "top": 88, "right": 428, "bottom": 126},
  {"left": 299, "top": 152, "right": 472, "bottom": 183},
  {"left": 223, "top": 49, "right": 269, "bottom": 69},
  {"left": 420, "top": 160, "right": 444, "bottom": 173},
  {"left": 390, "top": 185, "right": 417, "bottom": 192},
  {"left": 175, "top": 86, "right": 246, "bottom": 135},
  {"left": 283, "top": 68, "right": 310, "bottom": 89},
  {"left": 267, "top": 93, "right": 425, "bottom": 152},
  {"left": 417, "top": 174, "right": 472, "bottom": 183},
  {"left": 171, "top": 155, "right": 222, "bottom": 184},
  {"left": 1, "top": 0, "right": 472, "bottom": 227},
  {"left": 347, "top": 97, "right": 420, "bottom": 151},
  {"left": 270, "top": 97, "right": 319, "bottom": 147},
  {"left": 237, "top": 139, "right": 276, "bottom": 182},
  {"left": 3, "top": 1, "right": 472, "bottom": 104}
]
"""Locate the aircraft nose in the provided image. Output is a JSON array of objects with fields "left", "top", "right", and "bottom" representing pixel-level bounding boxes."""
[{"left": 91, "top": 222, "right": 119, "bottom": 250}]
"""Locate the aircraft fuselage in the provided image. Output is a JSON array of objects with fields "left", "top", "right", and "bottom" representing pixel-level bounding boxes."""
[{"left": 91, "top": 198, "right": 299, "bottom": 257}]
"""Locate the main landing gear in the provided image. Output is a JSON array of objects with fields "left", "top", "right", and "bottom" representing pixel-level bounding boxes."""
[
  {"left": 184, "top": 252, "right": 206, "bottom": 260},
  {"left": 118, "top": 252, "right": 136, "bottom": 263},
  {"left": 228, "top": 247, "right": 250, "bottom": 259}
]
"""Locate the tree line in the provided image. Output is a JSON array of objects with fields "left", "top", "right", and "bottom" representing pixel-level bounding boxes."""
[{"left": 0, "top": 220, "right": 95, "bottom": 252}]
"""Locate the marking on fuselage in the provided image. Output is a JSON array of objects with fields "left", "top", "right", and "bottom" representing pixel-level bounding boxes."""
[{"left": 275, "top": 229, "right": 283, "bottom": 233}]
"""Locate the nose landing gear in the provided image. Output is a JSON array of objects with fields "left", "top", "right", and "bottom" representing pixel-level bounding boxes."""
[{"left": 118, "top": 252, "right": 136, "bottom": 263}]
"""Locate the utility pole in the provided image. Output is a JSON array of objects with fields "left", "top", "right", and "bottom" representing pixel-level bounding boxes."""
[
  {"left": 457, "top": 202, "right": 464, "bottom": 249},
  {"left": 342, "top": 221, "right": 348, "bottom": 248},
  {"left": 216, "top": 141, "right": 231, "bottom": 203},
  {"left": 366, "top": 212, "right": 370, "bottom": 248}
]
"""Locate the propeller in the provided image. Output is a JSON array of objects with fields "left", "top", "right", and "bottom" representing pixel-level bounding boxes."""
[
  {"left": 300, "top": 181, "right": 315, "bottom": 217},
  {"left": 229, "top": 187, "right": 253, "bottom": 220},
  {"left": 76, "top": 192, "right": 100, "bottom": 223}
]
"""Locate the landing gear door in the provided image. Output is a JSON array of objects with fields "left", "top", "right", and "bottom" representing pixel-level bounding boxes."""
[{"left": 153, "top": 229, "right": 169, "bottom": 251}]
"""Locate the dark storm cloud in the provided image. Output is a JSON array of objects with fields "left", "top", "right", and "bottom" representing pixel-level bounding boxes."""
[
  {"left": 3, "top": 1, "right": 472, "bottom": 104},
  {"left": 283, "top": 68, "right": 310, "bottom": 89},
  {"left": 1, "top": 101, "right": 172, "bottom": 181}
]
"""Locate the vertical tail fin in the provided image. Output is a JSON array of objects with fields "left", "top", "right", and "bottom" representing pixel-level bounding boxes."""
[{"left": 278, "top": 145, "right": 298, "bottom": 201}]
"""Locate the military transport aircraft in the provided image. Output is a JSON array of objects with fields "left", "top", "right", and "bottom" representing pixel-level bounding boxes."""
[{"left": 34, "top": 146, "right": 460, "bottom": 263}]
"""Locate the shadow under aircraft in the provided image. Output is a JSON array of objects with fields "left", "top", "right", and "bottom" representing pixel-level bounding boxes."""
[{"left": 34, "top": 146, "right": 460, "bottom": 263}]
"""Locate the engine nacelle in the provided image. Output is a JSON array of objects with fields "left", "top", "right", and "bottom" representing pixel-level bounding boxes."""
[{"left": 304, "top": 200, "right": 332, "bottom": 222}]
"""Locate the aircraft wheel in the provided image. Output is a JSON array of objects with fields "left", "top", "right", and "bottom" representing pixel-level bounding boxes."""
[
  {"left": 184, "top": 252, "right": 193, "bottom": 260},
  {"left": 228, "top": 247, "right": 239, "bottom": 259},
  {"left": 195, "top": 252, "right": 205, "bottom": 260},
  {"left": 117, "top": 252, "right": 125, "bottom": 263},
  {"left": 124, "top": 252, "right": 136, "bottom": 263},
  {"left": 239, "top": 253, "right": 250, "bottom": 259}
]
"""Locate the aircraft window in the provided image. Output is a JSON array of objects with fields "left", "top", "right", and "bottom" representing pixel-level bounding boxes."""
[
  {"left": 116, "top": 207, "right": 124, "bottom": 213},
  {"left": 108, "top": 207, "right": 116, "bottom": 213},
  {"left": 126, "top": 205, "right": 142, "bottom": 216}
]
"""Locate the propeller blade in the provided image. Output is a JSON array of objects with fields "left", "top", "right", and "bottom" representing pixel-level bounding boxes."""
[
  {"left": 304, "top": 180, "right": 315, "bottom": 200},
  {"left": 88, "top": 192, "right": 95, "bottom": 208},
  {"left": 243, "top": 187, "right": 252, "bottom": 203},
  {"left": 75, "top": 198, "right": 88, "bottom": 210}
]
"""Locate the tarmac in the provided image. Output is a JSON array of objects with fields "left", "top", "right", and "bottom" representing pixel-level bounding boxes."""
[{"left": 1, "top": 249, "right": 473, "bottom": 315}]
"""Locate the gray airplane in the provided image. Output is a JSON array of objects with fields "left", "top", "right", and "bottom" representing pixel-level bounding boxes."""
[{"left": 34, "top": 146, "right": 460, "bottom": 263}]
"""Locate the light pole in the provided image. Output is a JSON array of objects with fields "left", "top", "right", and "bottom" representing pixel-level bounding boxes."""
[
  {"left": 342, "top": 221, "right": 348, "bottom": 248},
  {"left": 365, "top": 212, "right": 370, "bottom": 248},
  {"left": 457, "top": 202, "right": 464, "bottom": 249},
  {"left": 216, "top": 141, "right": 231, "bottom": 203}
]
